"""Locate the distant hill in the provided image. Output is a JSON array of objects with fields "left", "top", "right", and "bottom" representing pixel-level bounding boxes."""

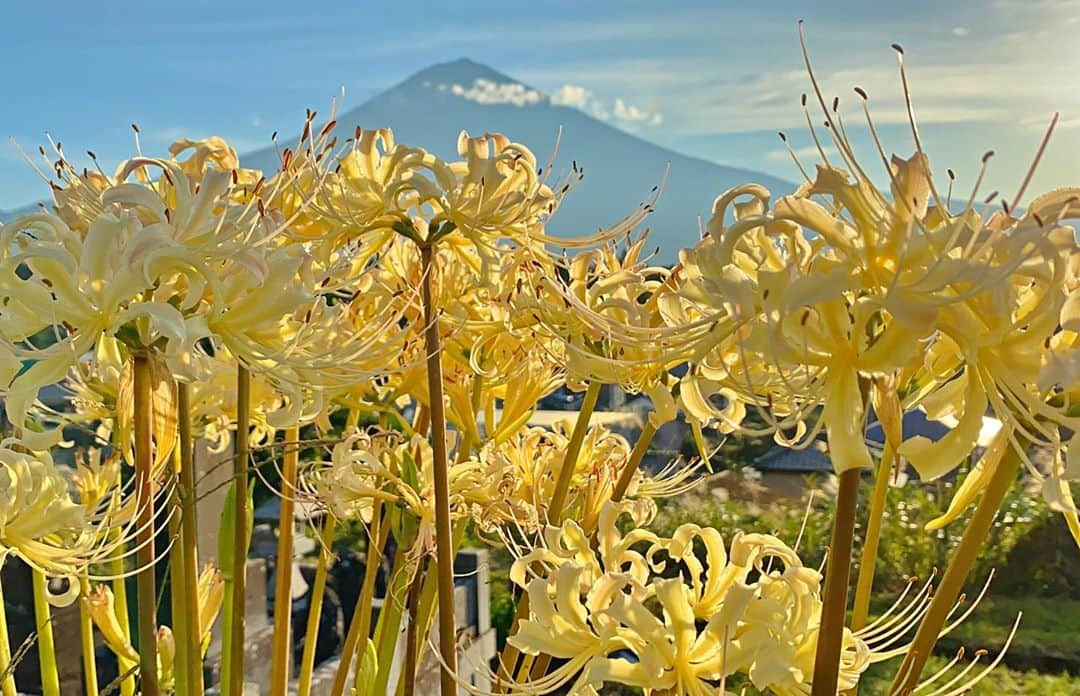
[
  {"left": 5, "top": 59, "right": 795, "bottom": 262},
  {"left": 0, "top": 201, "right": 44, "bottom": 219}
]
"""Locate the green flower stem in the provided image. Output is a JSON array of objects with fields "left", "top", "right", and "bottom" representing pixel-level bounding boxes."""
[
  {"left": 168, "top": 473, "right": 190, "bottom": 696},
  {"left": 890, "top": 448, "right": 1021, "bottom": 694},
  {"left": 176, "top": 383, "right": 203, "bottom": 694},
  {"left": 611, "top": 418, "right": 658, "bottom": 503},
  {"left": 546, "top": 380, "right": 603, "bottom": 519},
  {"left": 330, "top": 503, "right": 388, "bottom": 696},
  {"left": 517, "top": 654, "right": 538, "bottom": 684},
  {"left": 371, "top": 547, "right": 408, "bottom": 696},
  {"left": 453, "top": 375, "right": 485, "bottom": 466},
  {"left": 297, "top": 515, "right": 336, "bottom": 696},
  {"left": 225, "top": 365, "right": 251, "bottom": 696},
  {"left": 394, "top": 521, "right": 468, "bottom": 696},
  {"left": 412, "top": 406, "right": 429, "bottom": 441},
  {"left": 516, "top": 380, "right": 603, "bottom": 685},
  {"left": 31, "top": 569, "right": 60, "bottom": 696},
  {"left": 133, "top": 352, "right": 160, "bottom": 696},
  {"left": 0, "top": 575, "right": 17, "bottom": 696},
  {"left": 78, "top": 576, "right": 100, "bottom": 696},
  {"left": 419, "top": 242, "right": 459, "bottom": 696},
  {"left": 110, "top": 547, "right": 137, "bottom": 696},
  {"left": 851, "top": 442, "right": 895, "bottom": 632},
  {"left": 400, "top": 560, "right": 426, "bottom": 696},
  {"left": 811, "top": 466, "right": 861, "bottom": 696},
  {"left": 270, "top": 426, "right": 301, "bottom": 696}
]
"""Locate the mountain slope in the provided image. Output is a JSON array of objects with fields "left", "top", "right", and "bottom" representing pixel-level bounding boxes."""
[{"left": 242, "top": 58, "right": 794, "bottom": 261}]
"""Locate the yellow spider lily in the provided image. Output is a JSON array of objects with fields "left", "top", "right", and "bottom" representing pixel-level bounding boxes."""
[
  {"left": 86, "top": 584, "right": 139, "bottom": 663},
  {"left": 524, "top": 235, "right": 720, "bottom": 428},
  {"left": 307, "top": 128, "right": 565, "bottom": 264},
  {"left": 478, "top": 424, "right": 698, "bottom": 538},
  {"left": 507, "top": 501, "right": 1012, "bottom": 696},
  {"left": 0, "top": 443, "right": 101, "bottom": 579},
  {"left": 88, "top": 573, "right": 221, "bottom": 688},
  {"left": 507, "top": 501, "right": 865, "bottom": 695},
  {"left": 304, "top": 430, "right": 402, "bottom": 524},
  {"left": 71, "top": 448, "right": 122, "bottom": 513},
  {"left": 196, "top": 564, "right": 225, "bottom": 654}
]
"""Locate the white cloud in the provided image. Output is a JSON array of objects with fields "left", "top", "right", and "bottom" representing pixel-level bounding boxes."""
[
  {"left": 549, "top": 83, "right": 663, "bottom": 128},
  {"left": 596, "top": 57, "right": 1059, "bottom": 138},
  {"left": 994, "top": 0, "right": 1080, "bottom": 9},
  {"left": 614, "top": 98, "right": 650, "bottom": 122},
  {"left": 512, "top": 2, "right": 1080, "bottom": 142},
  {"left": 550, "top": 84, "right": 591, "bottom": 109},
  {"left": 766, "top": 144, "right": 839, "bottom": 161},
  {"left": 450, "top": 79, "right": 542, "bottom": 107}
]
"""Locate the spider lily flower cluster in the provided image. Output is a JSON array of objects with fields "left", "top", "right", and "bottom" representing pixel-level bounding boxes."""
[
  {"left": 304, "top": 423, "right": 695, "bottom": 552},
  {"left": 506, "top": 501, "right": 868, "bottom": 695},
  {"left": 672, "top": 144, "right": 1080, "bottom": 493},
  {"left": 504, "top": 500, "right": 1015, "bottom": 696},
  {"left": 87, "top": 566, "right": 224, "bottom": 690},
  {"left": 0, "top": 34, "right": 1072, "bottom": 696}
]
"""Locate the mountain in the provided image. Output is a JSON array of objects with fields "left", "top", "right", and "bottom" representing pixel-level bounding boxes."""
[
  {"left": 241, "top": 58, "right": 794, "bottom": 262},
  {"left": 0, "top": 202, "right": 45, "bottom": 219},
  {"left": 4, "top": 59, "right": 795, "bottom": 262}
]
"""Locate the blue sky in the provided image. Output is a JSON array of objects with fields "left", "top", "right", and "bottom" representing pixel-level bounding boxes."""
[{"left": 2, "top": 0, "right": 1077, "bottom": 209}]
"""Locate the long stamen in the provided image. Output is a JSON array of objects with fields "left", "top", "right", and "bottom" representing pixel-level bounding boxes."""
[{"left": 1010, "top": 113, "right": 1059, "bottom": 212}]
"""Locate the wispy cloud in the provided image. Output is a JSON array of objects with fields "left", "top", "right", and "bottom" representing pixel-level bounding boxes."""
[
  {"left": 549, "top": 83, "right": 663, "bottom": 128},
  {"left": 523, "top": 47, "right": 1071, "bottom": 139},
  {"left": 614, "top": 98, "right": 663, "bottom": 125},
  {"left": 510, "top": 0, "right": 1080, "bottom": 143},
  {"left": 766, "top": 144, "right": 839, "bottom": 161},
  {"left": 448, "top": 79, "right": 543, "bottom": 107},
  {"left": 441, "top": 78, "right": 665, "bottom": 129},
  {"left": 550, "top": 84, "right": 591, "bottom": 109}
]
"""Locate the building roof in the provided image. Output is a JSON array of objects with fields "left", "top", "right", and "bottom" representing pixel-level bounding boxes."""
[
  {"left": 755, "top": 409, "right": 990, "bottom": 474},
  {"left": 866, "top": 409, "right": 950, "bottom": 445},
  {"left": 753, "top": 445, "right": 832, "bottom": 473}
]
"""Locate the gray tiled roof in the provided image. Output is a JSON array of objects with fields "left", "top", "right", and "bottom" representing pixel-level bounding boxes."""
[
  {"left": 754, "top": 445, "right": 832, "bottom": 473},
  {"left": 755, "top": 410, "right": 953, "bottom": 474},
  {"left": 866, "top": 410, "right": 950, "bottom": 444}
]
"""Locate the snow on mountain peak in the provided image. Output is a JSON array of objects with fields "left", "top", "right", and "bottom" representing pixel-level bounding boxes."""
[
  {"left": 402, "top": 58, "right": 526, "bottom": 91},
  {"left": 403, "top": 58, "right": 547, "bottom": 108}
]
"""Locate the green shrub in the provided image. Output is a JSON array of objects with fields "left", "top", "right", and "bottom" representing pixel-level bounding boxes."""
[
  {"left": 858, "top": 654, "right": 1080, "bottom": 695},
  {"left": 652, "top": 465, "right": 1054, "bottom": 597}
]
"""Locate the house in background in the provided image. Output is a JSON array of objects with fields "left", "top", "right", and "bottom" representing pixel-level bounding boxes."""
[
  {"left": 748, "top": 409, "right": 977, "bottom": 498},
  {"left": 751, "top": 444, "right": 833, "bottom": 498}
]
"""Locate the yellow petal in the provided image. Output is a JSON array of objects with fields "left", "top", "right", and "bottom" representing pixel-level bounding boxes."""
[
  {"left": 821, "top": 367, "right": 871, "bottom": 474},
  {"left": 900, "top": 371, "right": 987, "bottom": 481},
  {"left": 926, "top": 427, "right": 1008, "bottom": 530}
]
